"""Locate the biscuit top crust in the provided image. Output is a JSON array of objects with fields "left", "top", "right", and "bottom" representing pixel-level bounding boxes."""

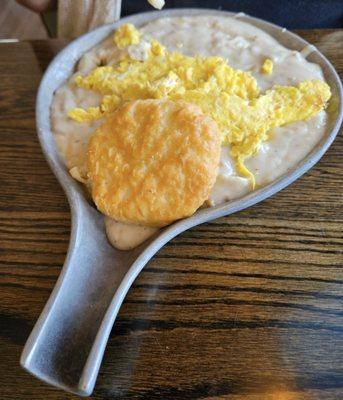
[{"left": 87, "top": 99, "right": 222, "bottom": 227}]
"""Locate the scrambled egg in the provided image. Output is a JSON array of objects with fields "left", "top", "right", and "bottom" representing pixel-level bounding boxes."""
[
  {"left": 69, "top": 24, "right": 331, "bottom": 186},
  {"left": 261, "top": 58, "right": 273, "bottom": 74},
  {"left": 114, "top": 24, "right": 141, "bottom": 49}
]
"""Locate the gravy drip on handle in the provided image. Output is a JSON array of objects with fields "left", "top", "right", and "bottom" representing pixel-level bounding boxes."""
[{"left": 51, "top": 16, "right": 328, "bottom": 250}]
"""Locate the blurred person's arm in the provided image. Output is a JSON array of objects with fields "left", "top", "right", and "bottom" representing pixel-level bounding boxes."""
[
  {"left": 17, "top": 0, "right": 122, "bottom": 38},
  {"left": 16, "top": 0, "right": 164, "bottom": 39},
  {"left": 58, "top": 0, "right": 122, "bottom": 38},
  {"left": 16, "top": 0, "right": 57, "bottom": 13}
]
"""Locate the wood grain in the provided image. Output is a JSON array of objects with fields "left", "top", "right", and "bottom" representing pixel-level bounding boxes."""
[{"left": 0, "top": 29, "right": 342, "bottom": 400}]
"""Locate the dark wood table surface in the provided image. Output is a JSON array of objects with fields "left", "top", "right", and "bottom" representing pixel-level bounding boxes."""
[{"left": 0, "top": 29, "right": 342, "bottom": 400}]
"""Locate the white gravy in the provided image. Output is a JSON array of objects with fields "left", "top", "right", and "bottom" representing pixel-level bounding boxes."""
[
  {"left": 104, "top": 217, "right": 158, "bottom": 250},
  {"left": 51, "top": 15, "right": 328, "bottom": 250}
]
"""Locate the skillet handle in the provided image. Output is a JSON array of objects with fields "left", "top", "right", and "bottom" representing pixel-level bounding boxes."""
[{"left": 20, "top": 197, "right": 150, "bottom": 396}]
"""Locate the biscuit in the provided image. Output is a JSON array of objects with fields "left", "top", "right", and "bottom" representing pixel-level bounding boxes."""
[{"left": 87, "top": 99, "right": 221, "bottom": 227}]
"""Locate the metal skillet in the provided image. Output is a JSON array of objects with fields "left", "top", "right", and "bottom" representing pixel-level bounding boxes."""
[{"left": 20, "top": 8, "right": 343, "bottom": 397}]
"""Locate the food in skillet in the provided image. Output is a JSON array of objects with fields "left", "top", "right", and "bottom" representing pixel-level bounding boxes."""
[{"left": 51, "top": 17, "right": 331, "bottom": 249}]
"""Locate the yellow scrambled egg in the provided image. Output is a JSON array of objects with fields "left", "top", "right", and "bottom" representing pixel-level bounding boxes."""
[
  {"left": 113, "top": 24, "right": 141, "bottom": 49},
  {"left": 261, "top": 58, "right": 273, "bottom": 74},
  {"left": 69, "top": 24, "right": 331, "bottom": 186}
]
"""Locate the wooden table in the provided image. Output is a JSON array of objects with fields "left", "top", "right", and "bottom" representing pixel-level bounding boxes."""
[{"left": 0, "top": 29, "right": 342, "bottom": 400}]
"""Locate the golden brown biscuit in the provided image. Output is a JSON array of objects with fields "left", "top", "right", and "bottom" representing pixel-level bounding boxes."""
[{"left": 87, "top": 99, "right": 221, "bottom": 227}]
